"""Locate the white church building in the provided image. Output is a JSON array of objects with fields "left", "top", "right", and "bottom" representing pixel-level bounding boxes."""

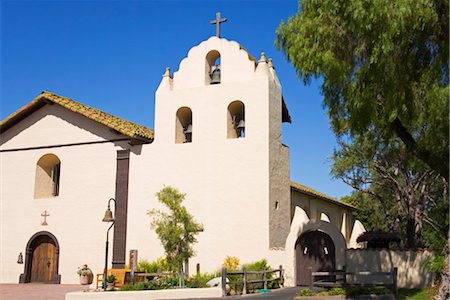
[{"left": 0, "top": 35, "right": 365, "bottom": 287}]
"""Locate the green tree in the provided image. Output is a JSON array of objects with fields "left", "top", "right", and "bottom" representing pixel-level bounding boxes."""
[
  {"left": 276, "top": 0, "right": 449, "bottom": 181},
  {"left": 334, "top": 132, "right": 447, "bottom": 248},
  {"left": 148, "top": 187, "right": 203, "bottom": 284},
  {"left": 277, "top": 3, "right": 449, "bottom": 296}
]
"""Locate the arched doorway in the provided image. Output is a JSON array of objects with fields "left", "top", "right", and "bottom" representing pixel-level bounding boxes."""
[
  {"left": 19, "top": 231, "right": 61, "bottom": 283},
  {"left": 295, "top": 230, "right": 335, "bottom": 286}
]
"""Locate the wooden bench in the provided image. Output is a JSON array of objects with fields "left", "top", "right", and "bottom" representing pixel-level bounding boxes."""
[
  {"left": 310, "top": 268, "right": 398, "bottom": 296},
  {"left": 96, "top": 269, "right": 131, "bottom": 289}
]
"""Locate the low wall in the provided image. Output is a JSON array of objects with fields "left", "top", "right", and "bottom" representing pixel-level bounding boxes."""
[
  {"left": 346, "top": 249, "right": 434, "bottom": 288},
  {"left": 65, "top": 287, "right": 222, "bottom": 300}
]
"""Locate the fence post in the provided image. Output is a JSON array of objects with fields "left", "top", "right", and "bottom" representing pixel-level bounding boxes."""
[
  {"left": 129, "top": 249, "right": 138, "bottom": 285},
  {"left": 263, "top": 269, "right": 267, "bottom": 290},
  {"left": 393, "top": 267, "right": 398, "bottom": 297},
  {"left": 242, "top": 267, "right": 247, "bottom": 295},
  {"left": 279, "top": 265, "right": 283, "bottom": 287},
  {"left": 309, "top": 267, "right": 313, "bottom": 290},
  {"left": 196, "top": 263, "right": 200, "bottom": 277},
  {"left": 343, "top": 265, "right": 346, "bottom": 285},
  {"left": 221, "top": 267, "right": 227, "bottom": 297}
]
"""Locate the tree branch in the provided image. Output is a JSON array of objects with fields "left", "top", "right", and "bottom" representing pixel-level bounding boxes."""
[{"left": 390, "top": 117, "right": 448, "bottom": 181}]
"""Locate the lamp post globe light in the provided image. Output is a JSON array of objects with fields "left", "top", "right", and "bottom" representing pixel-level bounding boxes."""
[{"left": 102, "top": 198, "right": 116, "bottom": 290}]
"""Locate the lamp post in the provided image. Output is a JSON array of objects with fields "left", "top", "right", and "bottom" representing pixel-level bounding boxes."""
[{"left": 102, "top": 198, "right": 116, "bottom": 290}]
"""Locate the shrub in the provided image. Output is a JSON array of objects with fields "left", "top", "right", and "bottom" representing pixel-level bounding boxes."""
[
  {"left": 243, "top": 259, "right": 272, "bottom": 292},
  {"left": 185, "top": 272, "right": 218, "bottom": 288},
  {"left": 120, "top": 282, "right": 148, "bottom": 291},
  {"left": 297, "top": 288, "right": 315, "bottom": 296},
  {"left": 243, "top": 259, "right": 271, "bottom": 271},
  {"left": 138, "top": 258, "right": 171, "bottom": 273},
  {"left": 106, "top": 275, "right": 116, "bottom": 283},
  {"left": 223, "top": 258, "right": 280, "bottom": 294}
]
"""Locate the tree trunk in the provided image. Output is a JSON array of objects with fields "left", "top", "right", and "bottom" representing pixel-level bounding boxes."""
[
  {"left": 390, "top": 117, "right": 449, "bottom": 182},
  {"left": 436, "top": 238, "right": 449, "bottom": 300},
  {"left": 405, "top": 217, "right": 416, "bottom": 248},
  {"left": 178, "top": 264, "right": 185, "bottom": 287}
]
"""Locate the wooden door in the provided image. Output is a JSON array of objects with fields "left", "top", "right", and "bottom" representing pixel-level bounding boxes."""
[
  {"left": 295, "top": 230, "right": 335, "bottom": 286},
  {"left": 30, "top": 235, "right": 57, "bottom": 283}
]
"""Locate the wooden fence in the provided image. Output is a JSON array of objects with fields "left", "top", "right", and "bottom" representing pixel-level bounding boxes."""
[
  {"left": 310, "top": 267, "right": 398, "bottom": 296},
  {"left": 221, "top": 265, "right": 284, "bottom": 296}
]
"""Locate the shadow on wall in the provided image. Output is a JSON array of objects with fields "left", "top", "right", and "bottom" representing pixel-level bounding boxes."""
[{"left": 346, "top": 248, "right": 434, "bottom": 289}]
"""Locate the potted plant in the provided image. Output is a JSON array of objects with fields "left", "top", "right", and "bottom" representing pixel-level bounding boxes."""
[
  {"left": 106, "top": 274, "right": 116, "bottom": 290},
  {"left": 77, "top": 264, "right": 93, "bottom": 285}
]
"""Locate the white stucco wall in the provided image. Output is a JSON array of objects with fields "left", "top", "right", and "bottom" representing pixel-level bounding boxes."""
[
  {"left": 0, "top": 105, "right": 130, "bottom": 283},
  {"left": 346, "top": 249, "right": 434, "bottom": 288},
  {"left": 291, "top": 190, "right": 357, "bottom": 246},
  {"left": 126, "top": 37, "right": 281, "bottom": 274},
  {"left": 0, "top": 36, "right": 360, "bottom": 287}
]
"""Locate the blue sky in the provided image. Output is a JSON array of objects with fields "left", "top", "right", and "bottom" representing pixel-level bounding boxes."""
[{"left": 1, "top": 0, "right": 353, "bottom": 199}]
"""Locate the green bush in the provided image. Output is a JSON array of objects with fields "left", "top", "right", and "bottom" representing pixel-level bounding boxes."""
[
  {"left": 328, "top": 287, "right": 346, "bottom": 295},
  {"left": 297, "top": 288, "right": 315, "bottom": 296},
  {"left": 244, "top": 259, "right": 272, "bottom": 292},
  {"left": 185, "top": 272, "right": 218, "bottom": 288},
  {"left": 243, "top": 259, "right": 271, "bottom": 271},
  {"left": 224, "top": 258, "right": 280, "bottom": 294},
  {"left": 120, "top": 282, "right": 148, "bottom": 291},
  {"left": 423, "top": 253, "right": 446, "bottom": 275},
  {"left": 138, "top": 257, "right": 171, "bottom": 273},
  {"left": 120, "top": 275, "right": 180, "bottom": 291}
]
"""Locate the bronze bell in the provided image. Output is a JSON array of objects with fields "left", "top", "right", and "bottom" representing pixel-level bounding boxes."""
[
  {"left": 184, "top": 124, "right": 193, "bottom": 143},
  {"left": 236, "top": 119, "right": 245, "bottom": 137},
  {"left": 210, "top": 66, "right": 221, "bottom": 84},
  {"left": 102, "top": 208, "right": 114, "bottom": 222}
]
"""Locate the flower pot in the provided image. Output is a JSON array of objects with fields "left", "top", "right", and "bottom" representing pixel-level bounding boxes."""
[
  {"left": 79, "top": 274, "right": 93, "bottom": 285},
  {"left": 106, "top": 282, "right": 115, "bottom": 291}
]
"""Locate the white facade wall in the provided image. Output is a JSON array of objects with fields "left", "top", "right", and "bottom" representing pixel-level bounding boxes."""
[
  {"left": 0, "top": 105, "right": 130, "bottom": 283},
  {"left": 126, "top": 37, "right": 280, "bottom": 273},
  {"left": 346, "top": 249, "right": 434, "bottom": 288},
  {"left": 0, "top": 37, "right": 364, "bottom": 286}
]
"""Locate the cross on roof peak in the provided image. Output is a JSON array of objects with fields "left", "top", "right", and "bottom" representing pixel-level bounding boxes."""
[{"left": 210, "top": 12, "right": 227, "bottom": 38}]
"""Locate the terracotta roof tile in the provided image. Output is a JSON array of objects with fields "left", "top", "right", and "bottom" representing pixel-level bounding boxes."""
[
  {"left": 0, "top": 91, "right": 154, "bottom": 142},
  {"left": 290, "top": 181, "right": 357, "bottom": 210}
]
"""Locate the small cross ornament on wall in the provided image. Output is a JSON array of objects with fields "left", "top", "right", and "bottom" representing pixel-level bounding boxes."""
[
  {"left": 41, "top": 210, "right": 50, "bottom": 226},
  {"left": 210, "top": 12, "right": 227, "bottom": 38}
]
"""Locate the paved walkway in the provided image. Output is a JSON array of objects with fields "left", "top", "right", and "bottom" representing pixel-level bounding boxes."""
[
  {"left": 0, "top": 284, "right": 302, "bottom": 300},
  {"left": 0, "top": 284, "right": 85, "bottom": 300}
]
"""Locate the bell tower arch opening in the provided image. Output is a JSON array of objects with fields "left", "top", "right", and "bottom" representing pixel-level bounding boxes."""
[
  {"left": 227, "top": 101, "right": 245, "bottom": 138},
  {"left": 205, "top": 50, "right": 221, "bottom": 85},
  {"left": 175, "top": 107, "right": 193, "bottom": 143}
]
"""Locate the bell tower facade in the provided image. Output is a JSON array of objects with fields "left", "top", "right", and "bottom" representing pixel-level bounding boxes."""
[{"left": 129, "top": 36, "right": 292, "bottom": 272}]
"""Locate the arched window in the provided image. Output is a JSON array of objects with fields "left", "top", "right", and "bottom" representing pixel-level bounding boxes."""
[
  {"left": 227, "top": 101, "right": 245, "bottom": 138},
  {"left": 175, "top": 107, "right": 193, "bottom": 143},
  {"left": 205, "top": 50, "right": 221, "bottom": 85},
  {"left": 320, "top": 212, "right": 331, "bottom": 223},
  {"left": 34, "top": 154, "right": 61, "bottom": 199}
]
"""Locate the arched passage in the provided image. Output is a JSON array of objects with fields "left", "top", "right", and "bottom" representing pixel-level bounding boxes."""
[
  {"left": 295, "top": 230, "right": 335, "bottom": 286},
  {"left": 283, "top": 207, "right": 347, "bottom": 287},
  {"left": 20, "top": 231, "right": 61, "bottom": 283}
]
